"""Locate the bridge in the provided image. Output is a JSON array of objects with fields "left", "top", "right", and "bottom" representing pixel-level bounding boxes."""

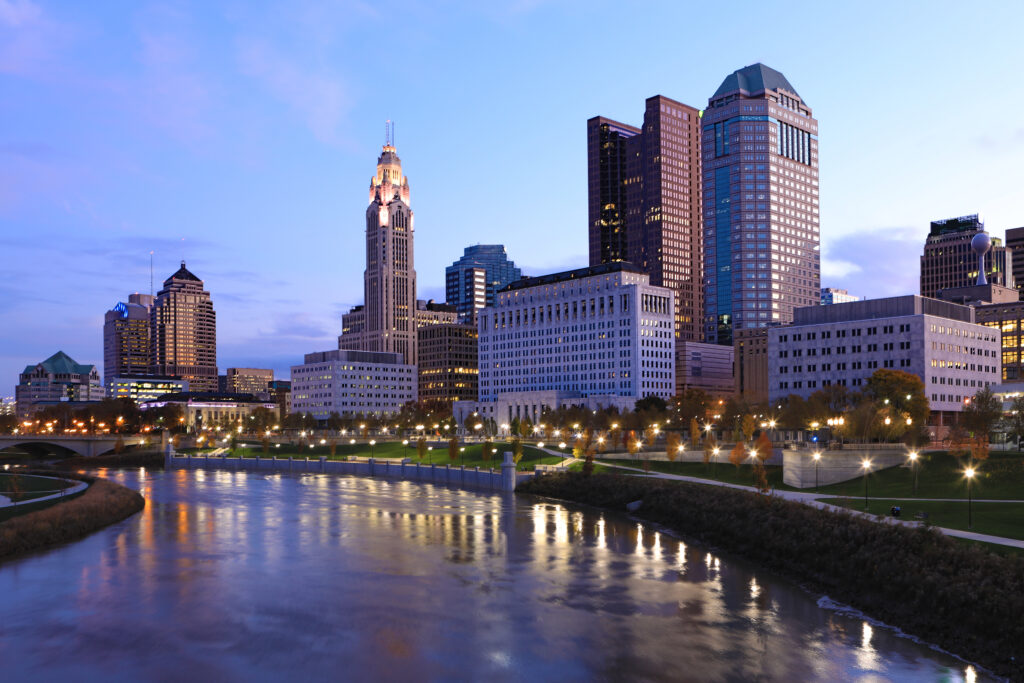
[{"left": 0, "top": 434, "right": 154, "bottom": 457}]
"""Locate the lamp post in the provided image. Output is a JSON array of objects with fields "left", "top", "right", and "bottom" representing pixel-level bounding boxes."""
[
  {"left": 712, "top": 447, "right": 720, "bottom": 477},
  {"left": 862, "top": 459, "right": 872, "bottom": 510},
  {"left": 965, "top": 466, "right": 976, "bottom": 530},
  {"left": 908, "top": 451, "right": 919, "bottom": 494},
  {"left": 369, "top": 439, "right": 376, "bottom": 458},
  {"left": 812, "top": 451, "right": 821, "bottom": 492},
  {"left": 402, "top": 439, "right": 409, "bottom": 459}
]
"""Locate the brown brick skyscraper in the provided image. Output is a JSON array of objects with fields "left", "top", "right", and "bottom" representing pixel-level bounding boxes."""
[{"left": 150, "top": 262, "right": 218, "bottom": 392}]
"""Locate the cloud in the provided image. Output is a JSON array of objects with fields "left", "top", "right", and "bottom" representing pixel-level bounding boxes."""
[
  {"left": 236, "top": 37, "right": 349, "bottom": 143},
  {"left": 821, "top": 227, "right": 921, "bottom": 298}
]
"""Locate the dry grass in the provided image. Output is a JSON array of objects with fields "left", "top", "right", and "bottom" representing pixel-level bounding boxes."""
[{"left": 0, "top": 474, "right": 145, "bottom": 561}]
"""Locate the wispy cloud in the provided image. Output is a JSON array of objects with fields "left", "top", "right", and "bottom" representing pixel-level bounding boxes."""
[{"left": 821, "top": 227, "right": 920, "bottom": 298}]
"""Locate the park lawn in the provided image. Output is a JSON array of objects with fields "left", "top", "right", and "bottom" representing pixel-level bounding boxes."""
[
  {"left": 0, "top": 473, "right": 75, "bottom": 502},
  {"left": 0, "top": 487, "right": 88, "bottom": 523},
  {"left": 597, "top": 458, "right": 787, "bottom": 488},
  {"left": 205, "top": 441, "right": 562, "bottom": 471},
  {"left": 819, "top": 497, "right": 1024, "bottom": 541}
]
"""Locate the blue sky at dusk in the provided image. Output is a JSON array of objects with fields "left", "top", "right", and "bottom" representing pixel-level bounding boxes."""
[{"left": 3, "top": 0, "right": 1023, "bottom": 392}]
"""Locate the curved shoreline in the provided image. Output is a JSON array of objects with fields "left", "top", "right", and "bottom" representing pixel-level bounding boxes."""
[
  {"left": 519, "top": 472, "right": 1022, "bottom": 681},
  {"left": 0, "top": 473, "right": 145, "bottom": 562}
]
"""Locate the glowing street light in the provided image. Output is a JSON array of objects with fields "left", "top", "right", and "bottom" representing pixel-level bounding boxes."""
[
  {"left": 537, "top": 442, "right": 545, "bottom": 449},
  {"left": 965, "top": 466, "right": 976, "bottom": 529},
  {"left": 812, "top": 451, "right": 821, "bottom": 491},
  {"left": 862, "top": 459, "right": 872, "bottom": 510},
  {"left": 369, "top": 439, "right": 376, "bottom": 458},
  {"left": 908, "top": 451, "right": 920, "bottom": 493}
]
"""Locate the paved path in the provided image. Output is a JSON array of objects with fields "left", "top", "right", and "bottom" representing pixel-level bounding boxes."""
[
  {"left": 598, "top": 462, "right": 1024, "bottom": 549},
  {"left": 0, "top": 474, "right": 88, "bottom": 509}
]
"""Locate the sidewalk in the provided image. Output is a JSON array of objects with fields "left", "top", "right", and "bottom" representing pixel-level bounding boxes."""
[{"left": 597, "top": 462, "right": 1024, "bottom": 550}]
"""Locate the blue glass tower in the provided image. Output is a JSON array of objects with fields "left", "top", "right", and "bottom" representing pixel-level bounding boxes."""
[{"left": 445, "top": 245, "right": 522, "bottom": 322}]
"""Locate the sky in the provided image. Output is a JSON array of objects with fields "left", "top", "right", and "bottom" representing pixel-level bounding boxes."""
[{"left": 3, "top": 0, "right": 1024, "bottom": 394}]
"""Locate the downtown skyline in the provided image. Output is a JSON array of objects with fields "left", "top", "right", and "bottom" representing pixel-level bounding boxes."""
[{"left": 3, "top": 0, "right": 1024, "bottom": 393}]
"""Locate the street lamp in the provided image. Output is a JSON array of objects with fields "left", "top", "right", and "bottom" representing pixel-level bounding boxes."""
[
  {"left": 369, "top": 439, "right": 376, "bottom": 458},
  {"left": 402, "top": 439, "right": 409, "bottom": 458},
  {"left": 965, "top": 466, "right": 976, "bottom": 529},
  {"left": 712, "top": 447, "right": 720, "bottom": 477},
  {"left": 812, "top": 451, "right": 821, "bottom": 491},
  {"left": 908, "top": 451, "right": 919, "bottom": 494},
  {"left": 862, "top": 459, "right": 872, "bottom": 510}
]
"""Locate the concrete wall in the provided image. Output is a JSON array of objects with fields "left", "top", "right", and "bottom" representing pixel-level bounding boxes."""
[
  {"left": 166, "top": 454, "right": 530, "bottom": 492},
  {"left": 783, "top": 450, "right": 909, "bottom": 489}
]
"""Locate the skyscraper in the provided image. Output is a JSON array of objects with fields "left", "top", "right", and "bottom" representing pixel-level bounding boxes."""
[
  {"left": 103, "top": 293, "right": 153, "bottom": 381},
  {"left": 702, "top": 63, "right": 820, "bottom": 344},
  {"left": 150, "top": 262, "right": 218, "bottom": 392},
  {"left": 339, "top": 128, "right": 417, "bottom": 365},
  {"left": 1004, "top": 226, "right": 1024, "bottom": 293},
  {"left": 587, "top": 95, "right": 703, "bottom": 342},
  {"left": 445, "top": 245, "right": 522, "bottom": 323},
  {"left": 920, "top": 214, "right": 1013, "bottom": 298}
]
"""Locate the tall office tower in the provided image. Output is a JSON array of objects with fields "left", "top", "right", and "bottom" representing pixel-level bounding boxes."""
[
  {"left": 920, "top": 214, "right": 1013, "bottom": 298},
  {"left": 587, "top": 95, "right": 703, "bottom": 342},
  {"left": 103, "top": 293, "right": 154, "bottom": 381},
  {"left": 339, "top": 127, "right": 417, "bottom": 365},
  {"left": 702, "top": 63, "right": 820, "bottom": 345},
  {"left": 150, "top": 262, "right": 218, "bottom": 392},
  {"left": 445, "top": 245, "right": 522, "bottom": 323},
  {"left": 1005, "top": 227, "right": 1024, "bottom": 294}
]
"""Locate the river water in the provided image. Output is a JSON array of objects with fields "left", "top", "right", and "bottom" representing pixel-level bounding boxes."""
[{"left": 0, "top": 469, "right": 988, "bottom": 681}]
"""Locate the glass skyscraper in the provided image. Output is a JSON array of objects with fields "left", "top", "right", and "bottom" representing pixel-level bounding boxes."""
[
  {"left": 445, "top": 245, "right": 522, "bottom": 322},
  {"left": 702, "top": 63, "right": 820, "bottom": 345}
]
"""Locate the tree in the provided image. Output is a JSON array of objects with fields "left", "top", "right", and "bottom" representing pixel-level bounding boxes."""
[
  {"left": 673, "top": 388, "right": 710, "bottom": 428},
  {"left": 635, "top": 395, "right": 667, "bottom": 414},
  {"left": 519, "top": 417, "right": 533, "bottom": 439},
  {"left": 448, "top": 437, "right": 459, "bottom": 462},
  {"left": 666, "top": 432, "right": 681, "bottom": 463},
  {"left": 703, "top": 433, "right": 717, "bottom": 467},
  {"left": 866, "top": 369, "right": 930, "bottom": 426},
  {"left": 1006, "top": 396, "right": 1024, "bottom": 450},
  {"left": 962, "top": 386, "right": 1002, "bottom": 440},
  {"left": 741, "top": 414, "right": 756, "bottom": 442},
  {"left": 512, "top": 437, "right": 524, "bottom": 465},
  {"left": 417, "top": 437, "right": 427, "bottom": 461},
  {"left": 728, "top": 441, "right": 746, "bottom": 468},
  {"left": 689, "top": 417, "right": 700, "bottom": 449},
  {"left": 510, "top": 416, "right": 520, "bottom": 438},
  {"left": 482, "top": 437, "right": 494, "bottom": 462},
  {"left": 627, "top": 433, "right": 641, "bottom": 461}
]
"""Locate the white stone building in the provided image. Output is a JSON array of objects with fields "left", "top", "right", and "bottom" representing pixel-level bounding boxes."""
[
  {"left": 768, "top": 296, "right": 1000, "bottom": 420},
  {"left": 456, "top": 263, "right": 675, "bottom": 425},
  {"left": 290, "top": 350, "right": 416, "bottom": 420}
]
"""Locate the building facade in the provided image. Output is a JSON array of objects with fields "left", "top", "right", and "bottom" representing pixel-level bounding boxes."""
[
  {"left": 587, "top": 95, "right": 703, "bottom": 343},
  {"left": 920, "top": 215, "right": 1013, "bottom": 298},
  {"left": 734, "top": 327, "right": 769, "bottom": 403},
  {"left": 463, "top": 263, "right": 675, "bottom": 425},
  {"left": 338, "top": 131, "right": 417, "bottom": 365},
  {"left": 417, "top": 322, "right": 478, "bottom": 404},
  {"left": 16, "top": 351, "right": 104, "bottom": 419},
  {"left": 703, "top": 63, "right": 820, "bottom": 345},
  {"left": 675, "top": 341, "right": 734, "bottom": 396},
  {"left": 268, "top": 379, "right": 291, "bottom": 420},
  {"left": 150, "top": 262, "right": 218, "bottom": 392},
  {"left": 1004, "top": 226, "right": 1024, "bottom": 293},
  {"left": 975, "top": 301, "right": 1024, "bottom": 382},
  {"left": 225, "top": 368, "right": 273, "bottom": 396},
  {"left": 768, "top": 296, "right": 1000, "bottom": 421},
  {"left": 290, "top": 349, "right": 417, "bottom": 420},
  {"left": 445, "top": 245, "right": 522, "bottom": 323},
  {"left": 105, "top": 376, "right": 187, "bottom": 404},
  {"left": 140, "top": 392, "right": 276, "bottom": 430},
  {"left": 103, "top": 293, "right": 153, "bottom": 381},
  {"left": 821, "top": 288, "right": 858, "bottom": 305},
  {"left": 415, "top": 300, "right": 458, "bottom": 327}
]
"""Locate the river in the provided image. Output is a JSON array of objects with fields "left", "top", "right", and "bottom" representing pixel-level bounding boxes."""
[{"left": 0, "top": 469, "right": 988, "bottom": 681}]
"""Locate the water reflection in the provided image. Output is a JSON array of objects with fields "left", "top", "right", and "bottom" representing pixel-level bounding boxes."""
[{"left": 0, "top": 470, "right": 990, "bottom": 682}]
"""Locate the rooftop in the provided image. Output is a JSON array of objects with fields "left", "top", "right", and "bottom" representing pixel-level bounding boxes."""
[
  {"left": 164, "top": 260, "right": 202, "bottom": 285},
  {"left": 501, "top": 262, "right": 646, "bottom": 292},
  {"left": 712, "top": 63, "right": 800, "bottom": 100},
  {"left": 23, "top": 351, "right": 96, "bottom": 377}
]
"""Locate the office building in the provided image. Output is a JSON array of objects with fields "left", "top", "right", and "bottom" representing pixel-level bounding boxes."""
[
  {"left": 675, "top": 341, "right": 734, "bottom": 396},
  {"left": 16, "top": 351, "right": 104, "bottom": 419},
  {"left": 338, "top": 127, "right": 418, "bottom": 365},
  {"left": 768, "top": 296, "right": 1000, "bottom": 423},
  {"left": 415, "top": 300, "right": 458, "bottom": 327},
  {"left": 150, "top": 262, "right": 218, "bottom": 392},
  {"left": 821, "top": 288, "right": 858, "bottom": 305},
  {"left": 417, "top": 322, "right": 478, "bottom": 404},
  {"left": 734, "top": 327, "right": 769, "bottom": 403},
  {"left": 105, "top": 376, "right": 188, "bottom": 404},
  {"left": 457, "top": 263, "right": 675, "bottom": 425},
  {"left": 225, "top": 368, "right": 273, "bottom": 396},
  {"left": 445, "top": 245, "right": 522, "bottom": 323},
  {"left": 587, "top": 95, "right": 703, "bottom": 342},
  {"left": 290, "top": 349, "right": 417, "bottom": 420},
  {"left": 103, "top": 293, "right": 153, "bottom": 381},
  {"left": 140, "top": 392, "right": 277, "bottom": 430},
  {"left": 1002, "top": 226, "right": 1024, "bottom": 293},
  {"left": 921, "top": 215, "right": 1013, "bottom": 298},
  {"left": 703, "top": 63, "right": 820, "bottom": 345},
  {"left": 269, "top": 379, "right": 291, "bottom": 420}
]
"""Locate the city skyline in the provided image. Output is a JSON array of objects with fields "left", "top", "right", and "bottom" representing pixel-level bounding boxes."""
[{"left": 3, "top": 1, "right": 1024, "bottom": 393}]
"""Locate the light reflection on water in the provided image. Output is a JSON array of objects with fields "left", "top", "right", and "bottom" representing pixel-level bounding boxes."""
[{"left": 0, "top": 469, "right": 990, "bottom": 682}]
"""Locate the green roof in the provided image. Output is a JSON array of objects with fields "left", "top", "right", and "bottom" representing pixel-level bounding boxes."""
[
  {"left": 27, "top": 351, "right": 96, "bottom": 376},
  {"left": 713, "top": 63, "right": 801, "bottom": 100}
]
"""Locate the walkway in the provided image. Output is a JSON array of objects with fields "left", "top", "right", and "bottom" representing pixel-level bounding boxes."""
[
  {"left": 597, "top": 462, "right": 1024, "bottom": 550},
  {"left": 0, "top": 474, "right": 88, "bottom": 509}
]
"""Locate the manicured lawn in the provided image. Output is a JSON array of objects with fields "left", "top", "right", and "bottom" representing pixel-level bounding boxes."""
[
  {"left": 820, "top": 497, "right": 1024, "bottom": 541},
  {"left": 0, "top": 473, "right": 75, "bottom": 502},
  {"left": 189, "top": 441, "right": 564, "bottom": 472},
  {"left": 597, "top": 458, "right": 787, "bottom": 488}
]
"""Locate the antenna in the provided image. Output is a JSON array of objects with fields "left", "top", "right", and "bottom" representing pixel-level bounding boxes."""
[
  {"left": 392, "top": 120, "right": 395, "bottom": 147},
  {"left": 385, "top": 119, "right": 390, "bottom": 146}
]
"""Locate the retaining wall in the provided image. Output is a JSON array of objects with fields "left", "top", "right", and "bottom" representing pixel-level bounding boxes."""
[{"left": 783, "top": 450, "right": 909, "bottom": 489}]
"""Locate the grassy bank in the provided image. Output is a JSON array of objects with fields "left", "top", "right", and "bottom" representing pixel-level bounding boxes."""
[
  {"left": 0, "top": 474, "right": 145, "bottom": 561},
  {"left": 820, "top": 498, "right": 1024, "bottom": 541},
  {"left": 519, "top": 472, "right": 1024, "bottom": 680},
  {"left": 0, "top": 472, "right": 76, "bottom": 502},
  {"left": 53, "top": 450, "right": 165, "bottom": 470}
]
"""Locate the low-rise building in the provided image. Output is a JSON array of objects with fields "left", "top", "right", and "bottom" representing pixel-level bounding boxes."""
[
  {"left": 16, "top": 351, "right": 104, "bottom": 419},
  {"left": 768, "top": 296, "right": 1001, "bottom": 424},
  {"left": 734, "top": 327, "right": 769, "bottom": 403},
  {"left": 676, "top": 340, "right": 734, "bottom": 396},
  {"left": 140, "top": 392, "right": 276, "bottom": 430},
  {"left": 225, "top": 368, "right": 273, "bottom": 397},
  {"left": 105, "top": 376, "right": 188, "bottom": 404},
  {"left": 290, "top": 350, "right": 416, "bottom": 420},
  {"left": 458, "top": 263, "right": 675, "bottom": 425}
]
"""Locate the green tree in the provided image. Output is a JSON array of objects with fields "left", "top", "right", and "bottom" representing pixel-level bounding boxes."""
[
  {"left": 635, "top": 395, "right": 667, "bottom": 413},
  {"left": 1006, "top": 396, "right": 1024, "bottom": 449},
  {"left": 417, "top": 437, "right": 427, "bottom": 461},
  {"left": 962, "top": 386, "right": 1002, "bottom": 439},
  {"left": 448, "top": 437, "right": 459, "bottom": 462},
  {"left": 673, "top": 388, "right": 710, "bottom": 427},
  {"left": 865, "top": 369, "right": 930, "bottom": 426}
]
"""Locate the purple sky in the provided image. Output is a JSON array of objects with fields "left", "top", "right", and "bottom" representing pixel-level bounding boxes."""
[{"left": 3, "top": 0, "right": 1024, "bottom": 395}]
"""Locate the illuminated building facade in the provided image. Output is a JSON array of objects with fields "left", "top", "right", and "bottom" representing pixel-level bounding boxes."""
[
  {"left": 417, "top": 322, "right": 478, "bottom": 404},
  {"left": 103, "top": 293, "right": 153, "bottom": 381},
  {"left": 105, "top": 376, "right": 188, "bottom": 404},
  {"left": 291, "top": 350, "right": 417, "bottom": 420},
  {"left": 920, "top": 215, "right": 1013, "bottom": 298},
  {"left": 225, "top": 367, "right": 273, "bottom": 396},
  {"left": 150, "top": 262, "right": 218, "bottom": 392},
  {"left": 16, "top": 351, "right": 104, "bottom": 419},
  {"left": 703, "top": 63, "right": 820, "bottom": 344},
  {"left": 445, "top": 245, "right": 522, "bottom": 323}
]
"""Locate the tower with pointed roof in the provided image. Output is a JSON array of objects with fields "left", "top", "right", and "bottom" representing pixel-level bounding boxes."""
[
  {"left": 339, "top": 129, "right": 418, "bottom": 365},
  {"left": 702, "top": 63, "right": 820, "bottom": 345},
  {"left": 150, "top": 261, "right": 218, "bottom": 392}
]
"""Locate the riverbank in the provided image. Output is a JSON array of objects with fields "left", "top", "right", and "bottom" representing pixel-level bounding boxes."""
[
  {"left": 51, "top": 450, "right": 165, "bottom": 470},
  {"left": 0, "top": 473, "right": 145, "bottom": 561},
  {"left": 519, "top": 472, "right": 1023, "bottom": 680}
]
